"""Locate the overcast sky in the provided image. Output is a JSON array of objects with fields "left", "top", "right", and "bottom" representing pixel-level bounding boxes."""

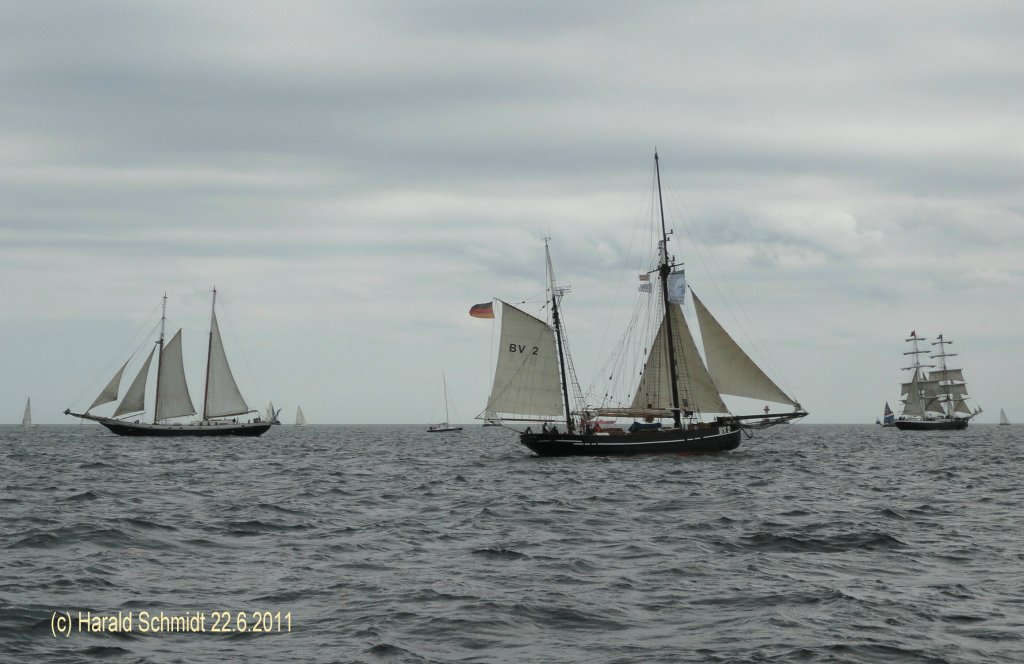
[{"left": 2, "top": 1, "right": 1021, "bottom": 424}]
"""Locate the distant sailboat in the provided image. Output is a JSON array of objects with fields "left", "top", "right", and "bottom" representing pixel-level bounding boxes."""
[
  {"left": 295, "top": 406, "right": 307, "bottom": 426},
  {"left": 880, "top": 402, "right": 895, "bottom": 427},
  {"left": 895, "top": 331, "right": 981, "bottom": 431},
  {"left": 999, "top": 409, "right": 1010, "bottom": 425},
  {"left": 22, "top": 398, "right": 31, "bottom": 426},
  {"left": 265, "top": 401, "right": 282, "bottom": 424},
  {"left": 64, "top": 290, "right": 272, "bottom": 437},
  {"left": 428, "top": 372, "right": 463, "bottom": 432}
]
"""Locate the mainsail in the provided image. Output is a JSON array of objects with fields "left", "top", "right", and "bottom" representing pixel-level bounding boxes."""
[
  {"left": 482, "top": 300, "right": 564, "bottom": 420},
  {"left": 628, "top": 303, "right": 727, "bottom": 415},
  {"left": 156, "top": 329, "right": 197, "bottom": 421},
  {"left": 113, "top": 348, "right": 155, "bottom": 418},
  {"left": 22, "top": 398, "right": 31, "bottom": 426},
  {"left": 204, "top": 311, "right": 250, "bottom": 418},
  {"left": 692, "top": 291, "right": 798, "bottom": 407}
]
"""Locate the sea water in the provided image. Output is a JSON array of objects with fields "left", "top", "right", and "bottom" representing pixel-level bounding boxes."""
[{"left": 1, "top": 423, "right": 1021, "bottom": 662}]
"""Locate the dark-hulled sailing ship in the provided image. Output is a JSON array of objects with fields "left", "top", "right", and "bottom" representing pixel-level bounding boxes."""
[
  {"left": 894, "top": 331, "right": 980, "bottom": 431},
  {"left": 478, "top": 153, "right": 807, "bottom": 456},
  {"left": 65, "top": 290, "right": 271, "bottom": 437}
]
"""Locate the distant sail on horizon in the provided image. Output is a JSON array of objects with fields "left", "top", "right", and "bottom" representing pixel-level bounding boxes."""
[{"left": 22, "top": 398, "right": 31, "bottom": 426}]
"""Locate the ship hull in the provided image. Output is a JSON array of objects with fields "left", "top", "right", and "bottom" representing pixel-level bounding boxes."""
[
  {"left": 894, "top": 418, "right": 969, "bottom": 431},
  {"left": 520, "top": 424, "right": 742, "bottom": 457},
  {"left": 66, "top": 411, "right": 271, "bottom": 437}
]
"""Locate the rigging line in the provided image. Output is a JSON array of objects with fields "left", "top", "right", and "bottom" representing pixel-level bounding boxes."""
[
  {"left": 740, "top": 419, "right": 798, "bottom": 449},
  {"left": 213, "top": 293, "right": 264, "bottom": 410},
  {"left": 586, "top": 164, "right": 660, "bottom": 393},
  {"left": 663, "top": 178, "right": 797, "bottom": 399},
  {"left": 70, "top": 301, "right": 163, "bottom": 410}
]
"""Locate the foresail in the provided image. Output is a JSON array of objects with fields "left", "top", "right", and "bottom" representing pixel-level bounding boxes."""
[
  {"left": 156, "top": 329, "right": 197, "bottom": 421},
  {"left": 113, "top": 348, "right": 154, "bottom": 418},
  {"left": 204, "top": 311, "right": 250, "bottom": 418},
  {"left": 630, "top": 304, "right": 727, "bottom": 414},
  {"left": 88, "top": 359, "right": 130, "bottom": 412},
  {"left": 483, "top": 301, "right": 564, "bottom": 420},
  {"left": 691, "top": 291, "right": 798, "bottom": 407}
]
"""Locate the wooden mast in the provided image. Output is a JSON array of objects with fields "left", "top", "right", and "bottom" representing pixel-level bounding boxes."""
[
  {"left": 152, "top": 293, "right": 167, "bottom": 424},
  {"left": 654, "top": 152, "right": 684, "bottom": 429},
  {"left": 202, "top": 287, "right": 216, "bottom": 421},
  {"left": 546, "top": 238, "right": 575, "bottom": 433}
]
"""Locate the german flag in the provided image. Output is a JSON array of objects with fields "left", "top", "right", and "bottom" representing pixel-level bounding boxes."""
[{"left": 469, "top": 302, "right": 494, "bottom": 318}]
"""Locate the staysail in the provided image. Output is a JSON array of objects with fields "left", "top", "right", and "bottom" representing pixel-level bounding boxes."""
[
  {"left": 204, "top": 311, "right": 250, "bottom": 418},
  {"left": 156, "top": 329, "right": 197, "bottom": 421},
  {"left": 691, "top": 291, "right": 798, "bottom": 407},
  {"left": 482, "top": 300, "right": 564, "bottom": 420},
  {"left": 113, "top": 348, "right": 155, "bottom": 418},
  {"left": 628, "top": 303, "right": 727, "bottom": 415},
  {"left": 88, "top": 359, "right": 130, "bottom": 412}
]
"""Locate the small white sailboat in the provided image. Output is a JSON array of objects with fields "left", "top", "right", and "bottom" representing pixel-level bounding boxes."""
[
  {"left": 295, "top": 406, "right": 307, "bottom": 426},
  {"left": 64, "top": 290, "right": 272, "bottom": 437},
  {"left": 428, "top": 372, "right": 463, "bottom": 432},
  {"left": 999, "top": 408, "right": 1010, "bottom": 425},
  {"left": 265, "top": 401, "right": 282, "bottom": 424},
  {"left": 22, "top": 398, "right": 31, "bottom": 426}
]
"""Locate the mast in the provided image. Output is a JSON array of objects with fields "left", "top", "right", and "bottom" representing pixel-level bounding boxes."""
[
  {"left": 442, "top": 372, "right": 450, "bottom": 423},
  {"left": 655, "top": 152, "right": 683, "bottom": 429},
  {"left": 900, "top": 331, "right": 932, "bottom": 417},
  {"left": 546, "top": 238, "right": 574, "bottom": 433},
  {"left": 203, "top": 287, "right": 216, "bottom": 420},
  {"left": 153, "top": 293, "right": 167, "bottom": 424},
  {"left": 930, "top": 333, "right": 960, "bottom": 418}
]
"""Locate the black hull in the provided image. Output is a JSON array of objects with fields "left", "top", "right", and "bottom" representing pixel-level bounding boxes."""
[
  {"left": 520, "top": 424, "right": 742, "bottom": 457},
  {"left": 894, "top": 419, "right": 969, "bottom": 431},
  {"left": 65, "top": 411, "right": 271, "bottom": 437}
]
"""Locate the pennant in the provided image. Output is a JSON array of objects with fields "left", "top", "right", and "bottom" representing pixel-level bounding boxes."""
[
  {"left": 638, "top": 274, "right": 650, "bottom": 282},
  {"left": 469, "top": 302, "right": 495, "bottom": 318},
  {"left": 638, "top": 283, "right": 652, "bottom": 293}
]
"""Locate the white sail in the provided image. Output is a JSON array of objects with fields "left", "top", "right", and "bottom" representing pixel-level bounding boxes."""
[
  {"left": 900, "top": 370, "right": 926, "bottom": 417},
  {"left": 295, "top": 406, "right": 307, "bottom": 425},
  {"left": 630, "top": 303, "right": 728, "bottom": 415},
  {"left": 156, "top": 329, "right": 196, "bottom": 421},
  {"left": 22, "top": 398, "right": 31, "bottom": 425},
  {"left": 930, "top": 368, "right": 965, "bottom": 384},
  {"left": 917, "top": 379, "right": 946, "bottom": 414},
  {"left": 88, "top": 359, "right": 130, "bottom": 412},
  {"left": 691, "top": 291, "right": 798, "bottom": 407},
  {"left": 1000, "top": 408, "right": 1010, "bottom": 425},
  {"left": 204, "top": 311, "right": 250, "bottom": 418},
  {"left": 113, "top": 348, "right": 155, "bottom": 418},
  {"left": 483, "top": 301, "right": 564, "bottom": 420}
]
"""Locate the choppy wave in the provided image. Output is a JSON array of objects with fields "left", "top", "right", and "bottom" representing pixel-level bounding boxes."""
[{"left": 1, "top": 423, "right": 1022, "bottom": 663}]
